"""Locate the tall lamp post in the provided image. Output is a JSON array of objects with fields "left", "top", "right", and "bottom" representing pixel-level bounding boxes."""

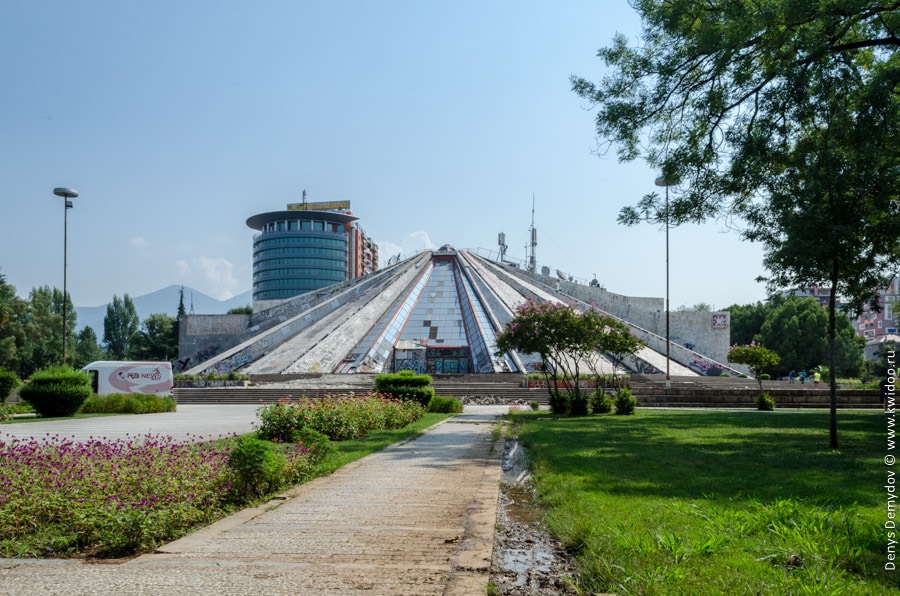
[
  {"left": 53, "top": 187, "right": 78, "bottom": 366},
  {"left": 654, "top": 176, "right": 673, "bottom": 390}
]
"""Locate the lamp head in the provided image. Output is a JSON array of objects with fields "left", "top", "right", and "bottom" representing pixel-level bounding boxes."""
[{"left": 53, "top": 187, "right": 79, "bottom": 199}]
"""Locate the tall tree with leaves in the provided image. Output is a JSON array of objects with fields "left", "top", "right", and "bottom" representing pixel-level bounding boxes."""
[
  {"left": 20, "top": 286, "right": 75, "bottom": 375},
  {"left": 572, "top": 1, "right": 900, "bottom": 447},
  {"left": 73, "top": 326, "right": 107, "bottom": 369},
  {"left": 0, "top": 273, "right": 27, "bottom": 375},
  {"left": 131, "top": 313, "right": 178, "bottom": 361},
  {"left": 725, "top": 301, "right": 770, "bottom": 346},
  {"left": 103, "top": 294, "right": 139, "bottom": 359}
]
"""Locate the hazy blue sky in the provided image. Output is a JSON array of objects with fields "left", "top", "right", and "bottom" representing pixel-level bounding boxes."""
[{"left": 1, "top": 1, "right": 767, "bottom": 310}]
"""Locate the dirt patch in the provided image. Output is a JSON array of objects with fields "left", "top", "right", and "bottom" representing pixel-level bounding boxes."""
[{"left": 491, "top": 438, "right": 579, "bottom": 595}]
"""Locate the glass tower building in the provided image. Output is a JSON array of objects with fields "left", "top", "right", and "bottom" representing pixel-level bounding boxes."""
[{"left": 246, "top": 202, "right": 363, "bottom": 303}]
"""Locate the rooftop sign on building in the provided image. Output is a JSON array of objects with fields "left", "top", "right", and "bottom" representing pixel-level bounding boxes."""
[{"left": 287, "top": 200, "right": 351, "bottom": 211}]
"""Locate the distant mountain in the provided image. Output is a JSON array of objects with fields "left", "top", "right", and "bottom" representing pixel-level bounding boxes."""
[{"left": 74, "top": 286, "right": 253, "bottom": 334}]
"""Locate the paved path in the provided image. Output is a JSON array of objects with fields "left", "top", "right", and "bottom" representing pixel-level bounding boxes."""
[
  {"left": 0, "top": 404, "right": 261, "bottom": 442},
  {"left": 0, "top": 406, "right": 506, "bottom": 595}
]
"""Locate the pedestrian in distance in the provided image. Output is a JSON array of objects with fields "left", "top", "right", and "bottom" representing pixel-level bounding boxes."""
[
  {"left": 812, "top": 370, "right": 821, "bottom": 387},
  {"left": 788, "top": 370, "right": 796, "bottom": 384},
  {"left": 799, "top": 370, "right": 807, "bottom": 384}
]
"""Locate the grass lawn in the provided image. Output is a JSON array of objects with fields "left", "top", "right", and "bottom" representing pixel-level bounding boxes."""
[{"left": 510, "top": 409, "right": 896, "bottom": 595}]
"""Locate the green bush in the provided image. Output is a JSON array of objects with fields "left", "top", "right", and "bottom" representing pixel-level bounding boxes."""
[
  {"left": 548, "top": 391, "right": 569, "bottom": 415},
  {"left": 226, "top": 436, "right": 288, "bottom": 501},
  {"left": 294, "top": 427, "right": 334, "bottom": 465},
  {"left": 80, "top": 393, "right": 177, "bottom": 414},
  {"left": 374, "top": 370, "right": 435, "bottom": 406},
  {"left": 756, "top": 392, "right": 776, "bottom": 411},
  {"left": 0, "top": 403, "right": 14, "bottom": 423},
  {"left": 19, "top": 366, "right": 92, "bottom": 417},
  {"left": 614, "top": 388, "right": 637, "bottom": 415},
  {"left": 256, "top": 394, "right": 425, "bottom": 442},
  {"left": 256, "top": 399, "right": 305, "bottom": 442},
  {"left": 759, "top": 373, "right": 771, "bottom": 381},
  {"left": 568, "top": 392, "right": 590, "bottom": 416},
  {"left": 0, "top": 369, "right": 21, "bottom": 403},
  {"left": 590, "top": 391, "right": 614, "bottom": 414},
  {"left": 427, "top": 395, "right": 463, "bottom": 413},
  {"left": 529, "top": 401, "right": 540, "bottom": 411}
]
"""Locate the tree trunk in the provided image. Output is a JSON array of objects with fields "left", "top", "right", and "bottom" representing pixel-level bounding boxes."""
[{"left": 828, "top": 260, "right": 839, "bottom": 449}]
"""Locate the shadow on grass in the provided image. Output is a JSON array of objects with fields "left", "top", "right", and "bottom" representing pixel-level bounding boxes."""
[{"left": 514, "top": 410, "right": 883, "bottom": 506}]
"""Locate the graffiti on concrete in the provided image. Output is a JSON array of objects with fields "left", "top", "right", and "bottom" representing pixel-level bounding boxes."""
[
  {"left": 195, "top": 345, "right": 220, "bottom": 363},
  {"left": 688, "top": 358, "right": 724, "bottom": 376},
  {"left": 393, "top": 358, "right": 427, "bottom": 374}
]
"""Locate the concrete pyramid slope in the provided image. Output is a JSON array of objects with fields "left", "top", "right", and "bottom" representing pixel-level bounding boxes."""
[{"left": 185, "top": 247, "right": 736, "bottom": 377}]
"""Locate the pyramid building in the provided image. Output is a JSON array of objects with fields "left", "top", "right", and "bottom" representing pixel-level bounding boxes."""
[{"left": 179, "top": 246, "right": 737, "bottom": 378}]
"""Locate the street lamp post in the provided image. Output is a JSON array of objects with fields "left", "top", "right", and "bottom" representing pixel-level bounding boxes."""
[
  {"left": 53, "top": 187, "right": 78, "bottom": 366},
  {"left": 654, "top": 176, "right": 673, "bottom": 391}
]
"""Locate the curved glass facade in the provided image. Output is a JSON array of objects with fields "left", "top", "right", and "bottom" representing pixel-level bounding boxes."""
[{"left": 247, "top": 210, "right": 358, "bottom": 302}]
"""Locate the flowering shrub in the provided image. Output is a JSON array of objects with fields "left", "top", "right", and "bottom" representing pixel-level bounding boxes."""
[
  {"left": 0, "top": 433, "right": 232, "bottom": 557},
  {"left": 256, "top": 393, "right": 425, "bottom": 442}
]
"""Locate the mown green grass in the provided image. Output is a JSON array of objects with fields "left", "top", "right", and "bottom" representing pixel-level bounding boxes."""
[{"left": 510, "top": 409, "right": 896, "bottom": 595}]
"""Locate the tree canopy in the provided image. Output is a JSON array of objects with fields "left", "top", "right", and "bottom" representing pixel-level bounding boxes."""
[
  {"left": 574, "top": 0, "right": 899, "bottom": 447},
  {"left": 573, "top": 0, "right": 898, "bottom": 224},
  {"left": 103, "top": 294, "right": 139, "bottom": 360},
  {"left": 495, "top": 300, "right": 644, "bottom": 414}
]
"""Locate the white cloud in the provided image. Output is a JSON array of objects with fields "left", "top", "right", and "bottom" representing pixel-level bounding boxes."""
[
  {"left": 377, "top": 231, "right": 438, "bottom": 267},
  {"left": 129, "top": 236, "right": 149, "bottom": 248},
  {"left": 174, "top": 257, "right": 240, "bottom": 300}
]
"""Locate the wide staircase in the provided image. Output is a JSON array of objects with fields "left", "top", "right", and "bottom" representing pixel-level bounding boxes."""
[
  {"left": 628, "top": 374, "right": 880, "bottom": 409},
  {"left": 173, "top": 374, "right": 546, "bottom": 405},
  {"left": 173, "top": 374, "right": 879, "bottom": 408}
]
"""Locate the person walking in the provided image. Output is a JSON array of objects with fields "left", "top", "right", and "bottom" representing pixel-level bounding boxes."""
[
  {"left": 812, "top": 370, "right": 821, "bottom": 387},
  {"left": 799, "top": 370, "right": 807, "bottom": 384},
  {"left": 788, "top": 370, "right": 796, "bottom": 384}
]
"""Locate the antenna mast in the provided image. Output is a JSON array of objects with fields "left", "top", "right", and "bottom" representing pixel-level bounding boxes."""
[{"left": 527, "top": 194, "right": 537, "bottom": 273}]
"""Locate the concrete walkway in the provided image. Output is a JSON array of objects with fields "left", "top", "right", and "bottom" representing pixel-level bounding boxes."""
[{"left": 0, "top": 406, "right": 506, "bottom": 596}]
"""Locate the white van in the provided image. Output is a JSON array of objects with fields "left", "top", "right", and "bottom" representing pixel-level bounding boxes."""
[{"left": 81, "top": 361, "right": 174, "bottom": 396}]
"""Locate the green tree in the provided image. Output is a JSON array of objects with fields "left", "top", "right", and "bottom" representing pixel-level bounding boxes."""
[
  {"left": 593, "top": 316, "right": 646, "bottom": 388},
  {"left": 676, "top": 303, "right": 713, "bottom": 312},
  {"left": 131, "top": 313, "right": 178, "bottom": 361},
  {"left": 0, "top": 273, "right": 27, "bottom": 375},
  {"left": 73, "top": 326, "right": 107, "bottom": 369},
  {"left": 725, "top": 301, "right": 770, "bottom": 347},
  {"left": 759, "top": 297, "right": 827, "bottom": 374},
  {"left": 573, "top": 1, "right": 899, "bottom": 447},
  {"left": 759, "top": 297, "right": 864, "bottom": 378},
  {"left": 19, "top": 286, "right": 75, "bottom": 376},
  {"left": 103, "top": 294, "right": 139, "bottom": 359},
  {"left": 728, "top": 344, "right": 781, "bottom": 395},
  {"left": 495, "top": 301, "right": 643, "bottom": 414},
  {"left": 177, "top": 286, "right": 187, "bottom": 317}
]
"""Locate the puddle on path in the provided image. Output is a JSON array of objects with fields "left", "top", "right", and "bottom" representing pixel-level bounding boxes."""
[{"left": 491, "top": 439, "right": 578, "bottom": 595}]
